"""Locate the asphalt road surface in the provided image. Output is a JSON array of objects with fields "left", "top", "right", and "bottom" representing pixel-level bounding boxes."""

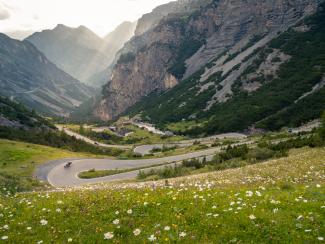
[{"left": 37, "top": 147, "right": 222, "bottom": 188}]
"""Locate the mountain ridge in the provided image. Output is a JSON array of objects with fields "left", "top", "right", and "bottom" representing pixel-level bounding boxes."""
[{"left": 0, "top": 33, "right": 95, "bottom": 116}]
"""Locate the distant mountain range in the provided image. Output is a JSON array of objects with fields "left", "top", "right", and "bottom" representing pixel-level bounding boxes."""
[
  {"left": 26, "top": 22, "right": 136, "bottom": 87},
  {"left": 0, "top": 33, "right": 95, "bottom": 117}
]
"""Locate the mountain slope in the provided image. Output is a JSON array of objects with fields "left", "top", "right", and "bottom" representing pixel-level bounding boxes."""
[
  {"left": 104, "top": 21, "right": 137, "bottom": 64},
  {"left": 0, "top": 33, "right": 94, "bottom": 116},
  {"left": 0, "top": 96, "right": 53, "bottom": 129},
  {"left": 95, "top": 0, "right": 321, "bottom": 122},
  {"left": 134, "top": 0, "right": 212, "bottom": 36},
  {"left": 126, "top": 1, "right": 325, "bottom": 135},
  {"left": 25, "top": 24, "right": 109, "bottom": 86},
  {"left": 87, "top": 21, "right": 137, "bottom": 87}
]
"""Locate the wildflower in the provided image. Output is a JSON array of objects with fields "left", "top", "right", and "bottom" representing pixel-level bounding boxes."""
[
  {"left": 273, "top": 208, "right": 278, "bottom": 213},
  {"left": 127, "top": 209, "right": 133, "bottom": 214},
  {"left": 255, "top": 191, "right": 262, "bottom": 197},
  {"left": 148, "top": 235, "right": 157, "bottom": 242},
  {"left": 104, "top": 232, "right": 114, "bottom": 240},
  {"left": 133, "top": 228, "right": 141, "bottom": 236},
  {"left": 179, "top": 232, "right": 187, "bottom": 238},
  {"left": 3, "top": 225, "right": 8, "bottom": 230},
  {"left": 68, "top": 238, "right": 73, "bottom": 242},
  {"left": 37, "top": 241, "right": 43, "bottom": 244},
  {"left": 115, "top": 211, "right": 119, "bottom": 215},
  {"left": 57, "top": 200, "right": 63, "bottom": 204},
  {"left": 144, "top": 202, "right": 148, "bottom": 206},
  {"left": 1, "top": 236, "right": 8, "bottom": 240},
  {"left": 113, "top": 219, "right": 119, "bottom": 225},
  {"left": 56, "top": 208, "right": 62, "bottom": 213},
  {"left": 297, "top": 215, "right": 303, "bottom": 220},
  {"left": 164, "top": 226, "right": 171, "bottom": 231},
  {"left": 318, "top": 237, "right": 324, "bottom": 241},
  {"left": 246, "top": 191, "right": 253, "bottom": 197},
  {"left": 27, "top": 227, "right": 32, "bottom": 230},
  {"left": 316, "top": 184, "right": 321, "bottom": 188},
  {"left": 249, "top": 214, "right": 256, "bottom": 220},
  {"left": 40, "top": 219, "right": 48, "bottom": 226}
]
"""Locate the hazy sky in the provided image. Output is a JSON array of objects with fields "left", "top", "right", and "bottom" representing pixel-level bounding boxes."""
[{"left": 0, "top": 0, "right": 173, "bottom": 40}]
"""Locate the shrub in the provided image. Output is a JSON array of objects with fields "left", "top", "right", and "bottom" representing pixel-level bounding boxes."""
[
  {"left": 246, "top": 147, "right": 275, "bottom": 162},
  {"left": 182, "top": 159, "right": 203, "bottom": 169}
]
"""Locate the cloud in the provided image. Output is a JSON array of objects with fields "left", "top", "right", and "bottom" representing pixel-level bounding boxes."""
[{"left": 0, "top": 3, "right": 10, "bottom": 20}]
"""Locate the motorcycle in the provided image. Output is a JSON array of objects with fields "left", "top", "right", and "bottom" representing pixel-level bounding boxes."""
[{"left": 64, "top": 162, "right": 72, "bottom": 169}]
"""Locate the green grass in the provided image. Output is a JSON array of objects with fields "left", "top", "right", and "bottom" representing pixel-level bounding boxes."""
[
  {"left": 78, "top": 163, "right": 172, "bottom": 179},
  {"left": 0, "top": 147, "right": 324, "bottom": 242},
  {"left": 78, "top": 169, "right": 130, "bottom": 179}
]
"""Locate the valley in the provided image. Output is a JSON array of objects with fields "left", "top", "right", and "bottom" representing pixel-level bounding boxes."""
[{"left": 0, "top": 0, "right": 324, "bottom": 242}]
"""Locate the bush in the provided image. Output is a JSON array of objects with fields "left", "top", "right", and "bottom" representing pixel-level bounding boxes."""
[
  {"left": 182, "top": 159, "right": 203, "bottom": 169},
  {"left": 246, "top": 147, "right": 275, "bottom": 162}
]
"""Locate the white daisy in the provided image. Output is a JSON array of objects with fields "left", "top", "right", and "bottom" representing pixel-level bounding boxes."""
[
  {"left": 133, "top": 228, "right": 141, "bottom": 236},
  {"left": 164, "top": 226, "right": 171, "bottom": 231},
  {"left": 249, "top": 214, "right": 256, "bottom": 220},
  {"left": 148, "top": 234, "right": 156, "bottom": 242},
  {"left": 179, "top": 232, "right": 187, "bottom": 238},
  {"left": 104, "top": 232, "right": 114, "bottom": 240},
  {"left": 40, "top": 219, "right": 48, "bottom": 226}
]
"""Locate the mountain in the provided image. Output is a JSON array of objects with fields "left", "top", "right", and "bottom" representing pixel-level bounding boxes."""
[
  {"left": 134, "top": 0, "right": 212, "bottom": 36},
  {"left": 95, "top": 0, "right": 320, "bottom": 123},
  {"left": 26, "top": 23, "right": 137, "bottom": 87},
  {"left": 0, "top": 33, "right": 95, "bottom": 116},
  {"left": 0, "top": 96, "right": 53, "bottom": 129},
  {"left": 124, "top": 1, "right": 325, "bottom": 135},
  {"left": 87, "top": 21, "right": 137, "bottom": 87},
  {"left": 25, "top": 24, "right": 109, "bottom": 86},
  {"left": 104, "top": 21, "right": 137, "bottom": 63}
]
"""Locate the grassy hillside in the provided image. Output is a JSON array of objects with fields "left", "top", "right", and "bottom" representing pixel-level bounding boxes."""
[
  {"left": 0, "top": 147, "right": 324, "bottom": 242},
  {"left": 126, "top": 4, "right": 325, "bottom": 136},
  {"left": 0, "top": 139, "right": 104, "bottom": 193},
  {"left": 0, "top": 96, "right": 125, "bottom": 157}
]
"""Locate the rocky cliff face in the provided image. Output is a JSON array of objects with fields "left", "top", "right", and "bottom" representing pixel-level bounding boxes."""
[
  {"left": 96, "top": 0, "right": 320, "bottom": 121},
  {"left": 134, "top": 0, "right": 212, "bottom": 36}
]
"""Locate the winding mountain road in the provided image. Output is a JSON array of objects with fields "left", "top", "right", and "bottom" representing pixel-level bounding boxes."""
[
  {"left": 38, "top": 126, "right": 249, "bottom": 188},
  {"left": 37, "top": 147, "right": 224, "bottom": 187}
]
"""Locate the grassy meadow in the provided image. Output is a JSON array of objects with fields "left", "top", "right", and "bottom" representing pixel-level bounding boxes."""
[{"left": 0, "top": 147, "right": 324, "bottom": 243}]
